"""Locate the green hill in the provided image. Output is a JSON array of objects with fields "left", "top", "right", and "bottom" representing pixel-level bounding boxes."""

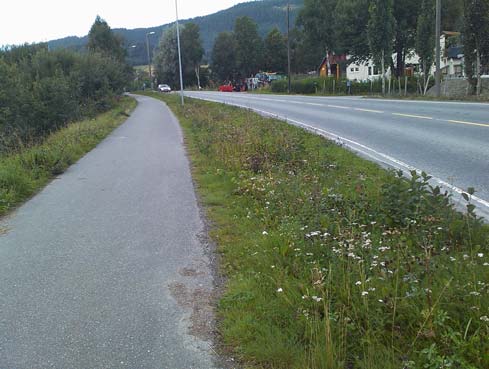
[{"left": 48, "top": 0, "right": 304, "bottom": 66}]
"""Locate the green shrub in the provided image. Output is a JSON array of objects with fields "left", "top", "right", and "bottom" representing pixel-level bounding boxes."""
[
  {"left": 0, "top": 44, "right": 133, "bottom": 153},
  {"left": 270, "top": 76, "right": 432, "bottom": 95}
]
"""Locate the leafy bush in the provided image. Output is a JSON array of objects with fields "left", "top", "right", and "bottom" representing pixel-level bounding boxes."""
[
  {"left": 0, "top": 44, "right": 133, "bottom": 153},
  {"left": 271, "top": 76, "right": 431, "bottom": 95}
]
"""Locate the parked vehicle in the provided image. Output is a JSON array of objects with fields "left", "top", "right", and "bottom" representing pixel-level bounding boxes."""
[
  {"left": 218, "top": 84, "right": 233, "bottom": 92},
  {"left": 158, "top": 84, "right": 171, "bottom": 92}
]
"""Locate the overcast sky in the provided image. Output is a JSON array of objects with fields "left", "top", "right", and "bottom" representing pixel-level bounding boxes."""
[{"left": 0, "top": 0, "right": 246, "bottom": 46}]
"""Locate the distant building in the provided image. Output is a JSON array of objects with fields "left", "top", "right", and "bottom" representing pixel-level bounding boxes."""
[
  {"left": 342, "top": 31, "right": 464, "bottom": 81},
  {"left": 318, "top": 53, "right": 348, "bottom": 79}
]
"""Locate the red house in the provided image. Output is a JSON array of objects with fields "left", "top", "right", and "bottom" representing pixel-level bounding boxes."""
[{"left": 319, "top": 53, "right": 348, "bottom": 79}]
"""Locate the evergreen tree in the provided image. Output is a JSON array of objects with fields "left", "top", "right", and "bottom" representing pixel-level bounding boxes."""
[{"left": 87, "top": 16, "right": 126, "bottom": 62}]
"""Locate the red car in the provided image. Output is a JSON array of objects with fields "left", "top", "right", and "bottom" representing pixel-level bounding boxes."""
[{"left": 218, "top": 84, "right": 233, "bottom": 92}]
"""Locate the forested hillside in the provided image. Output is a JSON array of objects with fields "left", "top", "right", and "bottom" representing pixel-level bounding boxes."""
[{"left": 48, "top": 0, "right": 303, "bottom": 66}]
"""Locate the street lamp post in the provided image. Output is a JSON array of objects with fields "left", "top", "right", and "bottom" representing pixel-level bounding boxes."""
[
  {"left": 287, "top": 2, "right": 291, "bottom": 94},
  {"left": 146, "top": 31, "right": 156, "bottom": 90},
  {"left": 175, "top": 0, "right": 185, "bottom": 106}
]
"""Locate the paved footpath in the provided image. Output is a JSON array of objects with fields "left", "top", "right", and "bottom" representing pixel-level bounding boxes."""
[{"left": 0, "top": 95, "right": 223, "bottom": 368}]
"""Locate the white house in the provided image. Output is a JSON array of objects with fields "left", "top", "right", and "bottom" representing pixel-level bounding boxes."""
[{"left": 345, "top": 32, "right": 464, "bottom": 81}]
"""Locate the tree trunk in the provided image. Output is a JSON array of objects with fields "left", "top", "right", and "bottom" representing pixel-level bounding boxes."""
[
  {"left": 424, "top": 75, "right": 432, "bottom": 95},
  {"left": 381, "top": 50, "right": 386, "bottom": 95},
  {"left": 396, "top": 47, "right": 404, "bottom": 77},
  {"left": 422, "top": 61, "right": 427, "bottom": 95},
  {"left": 476, "top": 49, "right": 481, "bottom": 96},
  {"left": 195, "top": 65, "right": 201, "bottom": 90}
]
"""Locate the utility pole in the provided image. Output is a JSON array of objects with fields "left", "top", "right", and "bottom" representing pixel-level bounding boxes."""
[
  {"left": 435, "top": 0, "right": 441, "bottom": 97},
  {"left": 175, "top": 0, "right": 185, "bottom": 106},
  {"left": 287, "top": 2, "right": 291, "bottom": 94},
  {"left": 146, "top": 31, "right": 156, "bottom": 90}
]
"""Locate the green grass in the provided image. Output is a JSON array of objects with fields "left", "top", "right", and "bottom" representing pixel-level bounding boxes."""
[
  {"left": 146, "top": 92, "right": 489, "bottom": 369},
  {"left": 0, "top": 96, "right": 137, "bottom": 216}
]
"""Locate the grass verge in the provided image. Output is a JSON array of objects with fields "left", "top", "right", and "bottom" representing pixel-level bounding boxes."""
[
  {"left": 148, "top": 92, "right": 488, "bottom": 369},
  {"left": 0, "top": 96, "right": 137, "bottom": 216}
]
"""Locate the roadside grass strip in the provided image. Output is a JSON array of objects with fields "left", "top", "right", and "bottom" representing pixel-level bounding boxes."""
[
  {"left": 150, "top": 93, "right": 489, "bottom": 369},
  {"left": 0, "top": 97, "right": 137, "bottom": 216}
]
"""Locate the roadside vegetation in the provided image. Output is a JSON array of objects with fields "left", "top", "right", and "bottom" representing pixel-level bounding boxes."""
[
  {"left": 0, "top": 97, "right": 136, "bottom": 216},
  {"left": 0, "top": 16, "right": 135, "bottom": 216},
  {"left": 148, "top": 92, "right": 489, "bottom": 369},
  {"left": 0, "top": 18, "right": 132, "bottom": 152}
]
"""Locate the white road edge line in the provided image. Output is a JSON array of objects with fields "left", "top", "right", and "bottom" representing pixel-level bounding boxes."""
[{"left": 185, "top": 94, "right": 489, "bottom": 217}]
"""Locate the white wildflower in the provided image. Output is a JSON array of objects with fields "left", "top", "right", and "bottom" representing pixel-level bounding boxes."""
[
  {"left": 361, "top": 291, "right": 369, "bottom": 296},
  {"left": 277, "top": 288, "right": 283, "bottom": 293}
]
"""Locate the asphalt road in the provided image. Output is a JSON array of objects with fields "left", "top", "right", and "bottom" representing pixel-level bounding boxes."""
[
  {"left": 0, "top": 95, "right": 222, "bottom": 368},
  {"left": 185, "top": 91, "right": 489, "bottom": 218}
]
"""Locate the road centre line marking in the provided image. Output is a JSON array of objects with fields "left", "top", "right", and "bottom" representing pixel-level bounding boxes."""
[
  {"left": 354, "top": 108, "right": 384, "bottom": 113},
  {"left": 392, "top": 113, "right": 433, "bottom": 120},
  {"left": 194, "top": 93, "right": 489, "bottom": 128},
  {"left": 446, "top": 119, "right": 489, "bottom": 128},
  {"left": 328, "top": 104, "right": 350, "bottom": 109}
]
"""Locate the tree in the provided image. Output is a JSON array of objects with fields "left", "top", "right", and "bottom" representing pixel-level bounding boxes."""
[
  {"left": 463, "top": 0, "right": 489, "bottom": 95},
  {"left": 334, "top": 0, "right": 371, "bottom": 62},
  {"left": 154, "top": 23, "right": 205, "bottom": 89},
  {"left": 234, "top": 16, "right": 264, "bottom": 77},
  {"left": 368, "top": 0, "right": 395, "bottom": 94},
  {"left": 87, "top": 16, "right": 126, "bottom": 62},
  {"left": 264, "top": 28, "right": 287, "bottom": 72},
  {"left": 181, "top": 23, "right": 204, "bottom": 88},
  {"left": 211, "top": 32, "right": 237, "bottom": 82},
  {"left": 297, "top": 0, "right": 338, "bottom": 64},
  {"left": 153, "top": 28, "right": 179, "bottom": 88},
  {"left": 416, "top": 0, "right": 435, "bottom": 94},
  {"left": 392, "top": 0, "right": 421, "bottom": 77}
]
